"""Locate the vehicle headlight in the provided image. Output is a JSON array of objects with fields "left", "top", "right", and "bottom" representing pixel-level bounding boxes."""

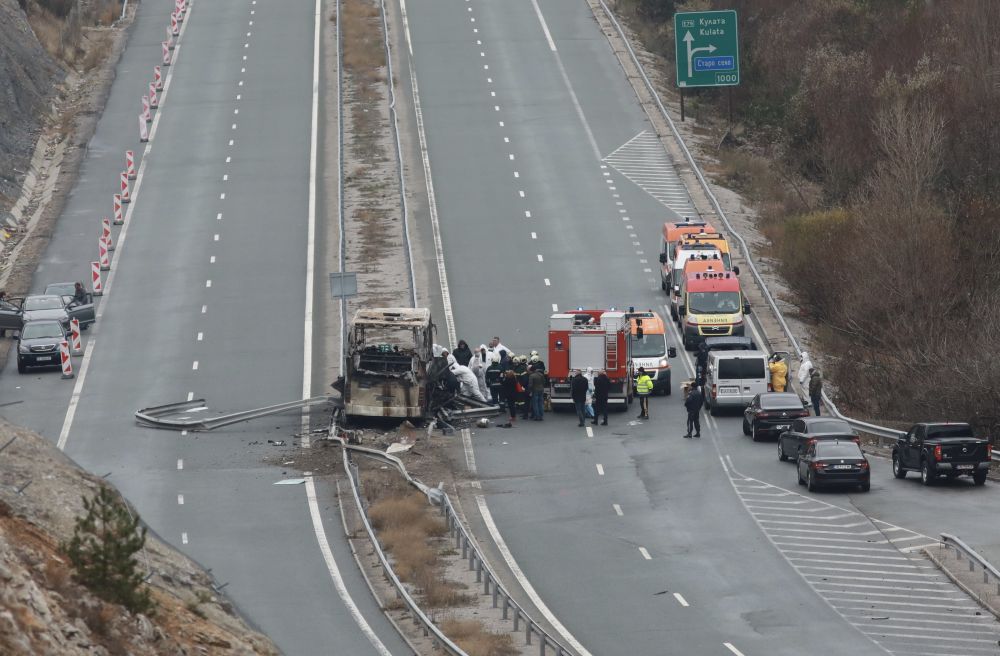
[
  {"left": 18, "top": 345, "right": 29, "bottom": 354},
  {"left": 732, "top": 316, "right": 744, "bottom": 325},
  {"left": 658, "top": 359, "right": 668, "bottom": 368}
]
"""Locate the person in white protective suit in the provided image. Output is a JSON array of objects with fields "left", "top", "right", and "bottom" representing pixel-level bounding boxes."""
[
  {"left": 797, "top": 351, "right": 813, "bottom": 388},
  {"left": 450, "top": 360, "right": 487, "bottom": 402},
  {"left": 468, "top": 344, "right": 490, "bottom": 398}
]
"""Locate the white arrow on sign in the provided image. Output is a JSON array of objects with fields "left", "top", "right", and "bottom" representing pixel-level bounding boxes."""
[{"left": 683, "top": 31, "right": 717, "bottom": 79}]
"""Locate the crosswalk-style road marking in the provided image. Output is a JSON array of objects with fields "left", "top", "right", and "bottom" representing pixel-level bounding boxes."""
[
  {"left": 603, "top": 131, "right": 696, "bottom": 216},
  {"left": 727, "top": 472, "right": 1000, "bottom": 655}
]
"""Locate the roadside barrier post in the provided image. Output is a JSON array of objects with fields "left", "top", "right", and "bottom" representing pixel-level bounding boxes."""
[
  {"left": 153, "top": 65, "right": 163, "bottom": 91},
  {"left": 113, "top": 194, "right": 123, "bottom": 225},
  {"left": 99, "top": 236, "right": 110, "bottom": 271},
  {"left": 141, "top": 96, "right": 151, "bottom": 124},
  {"left": 102, "top": 217, "right": 114, "bottom": 251},
  {"left": 139, "top": 114, "right": 149, "bottom": 142},
  {"left": 162, "top": 41, "right": 172, "bottom": 65},
  {"left": 170, "top": 12, "right": 179, "bottom": 36},
  {"left": 91, "top": 262, "right": 103, "bottom": 296},
  {"left": 126, "top": 150, "right": 136, "bottom": 180},
  {"left": 70, "top": 318, "right": 83, "bottom": 356},
  {"left": 60, "top": 341, "right": 74, "bottom": 379},
  {"left": 149, "top": 83, "right": 159, "bottom": 109},
  {"left": 120, "top": 171, "right": 131, "bottom": 203}
]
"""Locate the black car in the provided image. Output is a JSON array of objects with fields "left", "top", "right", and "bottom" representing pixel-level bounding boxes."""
[
  {"left": 892, "top": 422, "right": 991, "bottom": 486},
  {"left": 798, "top": 439, "right": 871, "bottom": 492},
  {"left": 17, "top": 319, "right": 69, "bottom": 373},
  {"left": 778, "top": 417, "right": 859, "bottom": 462},
  {"left": 743, "top": 392, "right": 810, "bottom": 442}
]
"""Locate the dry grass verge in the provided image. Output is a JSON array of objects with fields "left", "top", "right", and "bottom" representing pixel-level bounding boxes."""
[{"left": 439, "top": 619, "right": 519, "bottom": 656}]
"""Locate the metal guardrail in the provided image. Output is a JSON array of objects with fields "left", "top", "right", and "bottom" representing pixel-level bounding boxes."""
[
  {"left": 941, "top": 533, "right": 1000, "bottom": 596},
  {"left": 134, "top": 397, "right": 331, "bottom": 431},
  {"left": 594, "top": 0, "right": 916, "bottom": 445},
  {"left": 335, "top": 431, "right": 575, "bottom": 656}
]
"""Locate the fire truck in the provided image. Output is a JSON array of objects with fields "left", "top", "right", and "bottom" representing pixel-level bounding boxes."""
[{"left": 547, "top": 310, "right": 634, "bottom": 408}]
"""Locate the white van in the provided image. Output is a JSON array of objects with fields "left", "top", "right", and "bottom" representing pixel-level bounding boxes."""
[{"left": 703, "top": 350, "right": 769, "bottom": 415}]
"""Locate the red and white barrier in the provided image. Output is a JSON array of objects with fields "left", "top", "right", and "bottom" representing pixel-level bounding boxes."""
[
  {"left": 113, "top": 194, "right": 123, "bottom": 225},
  {"left": 165, "top": 28, "right": 175, "bottom": 50},
  {"left": 141, "top": 95, "right": 152, "bottom": 124},
  {"left": 154, "top": 65, "right": 163, "bottom": 91},
  {"left": 175, "top": 0, "right": 185, "bottom": 19},
  {"left": 139, "top": 113, "right": 149, "bottom": 142},
  {"left": 120, "top": 171, "right": 131, "bottom": 203},
  {"left": 149, "top": 83, "right": 159, "bottom": 109},
  {"left": 102, "top": 217, "right": 114, "bottom": 251},
  {"left": 91, "top": 261, "right": 103, "bottom": 296},
  {"left": 70, "top": 318, "right": 83, "bottom": 356},
  {"left": 60, "top": 341, "right": 74, "bottom": 379},
  {"left": 170, "top": 12, "right": 179, "bottom": 36},
  {"left": 162, "top": 41, "right": 172, "bottom": 65},
  {"left": 126, "top": 150, "right": 136, "bottom": 180},
  {"left": 99, "top": 236, "right": 110, "bottom": 271}
]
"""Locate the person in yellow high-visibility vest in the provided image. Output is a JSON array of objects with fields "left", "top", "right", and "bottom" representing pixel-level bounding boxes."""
[{"left": 635, "top": 368, "right": 654, "bottom": 419}]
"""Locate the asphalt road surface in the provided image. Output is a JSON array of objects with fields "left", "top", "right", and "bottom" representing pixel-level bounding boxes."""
[
  {"left": 0, "top": 1, "right": 408, "bottom": 654},
  {"left": 403, "top": 0, "right": 1000, "bottom": 655}
]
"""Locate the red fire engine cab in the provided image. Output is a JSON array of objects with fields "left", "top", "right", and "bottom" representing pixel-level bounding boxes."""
[{"left": 547, "top": 310, "right": 634, "bottom": 408}]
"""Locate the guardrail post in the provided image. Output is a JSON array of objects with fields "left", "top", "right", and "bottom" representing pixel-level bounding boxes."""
[
  {"left": 969, "top": 558, "right": 975, "bottom": 573},
  {"left": 461, "top": 535, "right": 468, "bottom": 558},
  {"left": 502, "top": 595, "right": 509, "bottom": 620},
  {"left": 492, "top": 581, "right": 499, "bottom": 607},
  {"left": 483, "top": 571, "right": 489, "bottom": 594},
  {"left": 468, "top": 551, "right": 475, "bottom": 571},
  {"left": 476, "top": 557, "right": 483, "bottom": 583},
  {"left": 540, "top": 639, "right": 546, "bottom": 655},
  {"left": 525, "top": 620, "right": 532, "bottom": 645}
]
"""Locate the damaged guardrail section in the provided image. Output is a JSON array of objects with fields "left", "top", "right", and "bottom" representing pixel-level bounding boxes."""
[{"left": 337, "top": 433, "right": 575, "bottom": 656}]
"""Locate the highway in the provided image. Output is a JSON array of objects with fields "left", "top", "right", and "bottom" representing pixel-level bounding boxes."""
[
  {"left": 402, "top": 0, "right": 1000, "bottom": 655},
  {"left": 0, "top": 0, "right": 408, "bottom": 654}
]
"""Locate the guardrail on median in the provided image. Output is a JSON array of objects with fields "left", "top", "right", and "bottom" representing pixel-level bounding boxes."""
[
  {"left": 941, "top": 533, "right": 1000, "bottom": 596},
  {"left": 593, "top": 0, "right": 956, "bottom": 449},
  {"left": 337, "top": 431, "right": 576, "bottom": 656}
]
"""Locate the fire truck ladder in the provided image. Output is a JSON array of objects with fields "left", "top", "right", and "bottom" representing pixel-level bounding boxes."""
[{"left": 606, "top": 332, "right": 618, "bottom": 370}]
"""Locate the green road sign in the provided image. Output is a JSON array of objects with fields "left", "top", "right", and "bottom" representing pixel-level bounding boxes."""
[{"left": 674, "top": 10, "right": 740, "bottom": 88}]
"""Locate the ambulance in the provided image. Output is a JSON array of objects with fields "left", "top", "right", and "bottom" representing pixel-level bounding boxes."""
[
  {"left": 547, "top": 310, "right": 634, "bottom": 408},
  {"left": 677, "top": 270, "right": 751, "bottom": 350},
  {"left": 678, "top": 232, "right": 734, "bottom": 271},
  {"left": 668, "top": 242, "right": 723, "bottom": 319},
  {"left": 670, "top": 254, "right": 724, "bottom": 322},
  {"left": 625, "top": 309, "right": 672, "bottom": 395},
  {"left": 659, "top": 219, "right": 716, "bottom": 290}
]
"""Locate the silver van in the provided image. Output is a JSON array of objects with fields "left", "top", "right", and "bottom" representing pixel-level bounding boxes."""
[{"left": 704, "top": 350, "right": 769, "bottom": 415}]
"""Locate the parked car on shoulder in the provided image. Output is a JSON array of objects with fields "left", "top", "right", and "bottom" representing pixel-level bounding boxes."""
[
  {"left": 703, "top": 336, "right": 756, "bottom": 352},
  {"left": 743, "top": 392, "right": 810, "bottom": 441},
  {"left": 0, "top": 295, "right": 23, "bottom": 335},
  {"left": 798, "top": 439, "right": 870, "bottom": 492},
  {"left": 22, "top": 294, "right": 94, "bottom": 331},
  {"left": 892, "top": 422, "right": 991, "bottom": 486},
  {"left": 778, "top": 417, "right": 859, "bottom": 462},
  {"left": 16, "top": 319, "right": 70, "bottom": 373},
  {"left": 704, "top": 350, "right": 770, "bottom": 414}
]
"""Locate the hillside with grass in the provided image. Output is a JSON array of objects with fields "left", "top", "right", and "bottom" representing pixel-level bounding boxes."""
[{"left": 617, "top": 0, "right": 1000, "bottom": 433}]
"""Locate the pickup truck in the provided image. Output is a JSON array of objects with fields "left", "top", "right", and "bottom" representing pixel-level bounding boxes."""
[{"left": 892, "top": 422, "right": 991, "bottom": 486}]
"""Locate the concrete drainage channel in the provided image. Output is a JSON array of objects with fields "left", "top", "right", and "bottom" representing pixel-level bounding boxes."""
[{"left": 334, "top": 423, "right": 574, "bottom": 656}]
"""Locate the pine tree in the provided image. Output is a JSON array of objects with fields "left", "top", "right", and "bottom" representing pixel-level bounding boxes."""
[{"left": 63, "top": 486, "right": 154, "bottom": 614}]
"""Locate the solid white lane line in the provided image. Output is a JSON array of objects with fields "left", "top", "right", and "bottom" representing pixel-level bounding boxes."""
[
  {"left": 529, "top": 0, "right": 557, "bottom": 51},
  {"left": 306, "top": 477, "right": 392, "bottom": 655},
  {"left": 177, "top": 494, "right": 184, "bottom": 505},
  {"left": 613, "top": 504, "right": 623, "bottom": 516},
  {"left": 476, "top": 496, "right": 594, "bottom": 656},
  {"left": 673, "top": 593, "right": 689, "bottom": 607},
  {"left": 177, "top": 459, "right": 183, "bottom": 470},
  {"left": 638, "top": 547, "right": 651, "bottom": 560},
  {"left": 461, "top": 428, "right": 477, "bottom": 473},
  {"left": 596, "top": 464, "right": 604, "bottom": 476},
  {"left": 724, "top": 643, "right": 746, "bottom": 656}
]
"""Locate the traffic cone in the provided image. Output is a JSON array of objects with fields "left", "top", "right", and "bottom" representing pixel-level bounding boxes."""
[
  {"left": 170, "top": 12, "right": 179, "bottom": 36},
  {"left": 70, "top": 318, "right": 82, "bottom": 356},
  {"left": 175, "top": 0, "right": 185, "bottom": 19},
  {"left": 154, "top": 65, "right": 163, "bottom": 91},
  {"left": 60, "top": 341, "right": 74, "bottom": 379},
  {"left": 149, "top": 83, "right": 159, "bottom": 109},
  {"left": 113, "top": 194, "right": 123, "bottom": 225},
  {"left": 126, "top": 150, "right": 136, "bottom": 180},
  {"left": 141, "top": 96, "right": 151, "bottom": 124},
  {"left": 102, "top": 217, "right": 114, "bottom": 251},
  {"left": 120, "top": 171, "right": 131, "bottom": 203},
  {"left": 162, "top": 41, "right": 172, "bottom": 65},
  {"left": 91, "top": 262, "right": 103, "bottom": 296},
  {"left": 139, "top": 114, "right": 149, "bottom": 142},
  {"left": 99, "top": 236, "right": 110, "bottom": 271}
]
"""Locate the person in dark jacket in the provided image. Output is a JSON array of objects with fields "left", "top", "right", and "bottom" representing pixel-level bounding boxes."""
[
  {"left": 485, "top": 355, "right": 503, "bottom": 404},
  {"left": 528, "top": 367, "right": 546, "bottom": 420},
  {"left": 684, "top": 384, "right": 703, "bottom": 438},
  {"left": 500, "top": 371, "right": 518, "bottom": 427},
  {"left": 592, "top": 369, "right": 610, "bottom": 426},
  {"left": 695, "top": 342, "right": 709, "bottom": 386},
  {"left": 808, "top": 368, "right": 823, "bottom": 416},
  {"left": 452, "top": 340, "right": 473, "bottom": 367},
  {"left": 72, "top": 282, "right": 88, "bottom": 305},
  {"left": 571, "top": 370, "right": 589, "bottom": 427}
]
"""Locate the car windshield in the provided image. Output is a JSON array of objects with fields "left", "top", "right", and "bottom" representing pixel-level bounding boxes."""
[
  {"left": 761, "top": 394, "right": 803, "bottom": 410},
  {"left": 688, "top": 291, "right": 741, "bottom": 314},
  {"left": 806, "top": 419, "right": 852, "bottom": 434},
  {"left": 815, "top": 443, "right": 864, "bottom": 459},
  {"left": 21, "top": 322, "right": 64, "bottom": 339},
  {"left": 631, "top": 334, "right": 666, "bottom": 358},
  {"left": 45, "top": 283, "right": 75, "bottom": 296},
  {"left": 926, "top": 425, "right": 975, "bottom": 439},
  {"left": 24, "top": 296, "right": 62, "bottom": 311}
]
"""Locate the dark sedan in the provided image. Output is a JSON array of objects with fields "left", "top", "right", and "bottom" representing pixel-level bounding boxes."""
[
  {"left": 743, "top": 392, "right": 810, "bottom": 442},
  {"left": 17, "top": 319, "right": 69, "bottom": 373},
  {"left": 778, "top": 417, "right": 860, "bottom": 462},
  {"left": 797, "top": 439, "right": 871, "bottom": 492}
]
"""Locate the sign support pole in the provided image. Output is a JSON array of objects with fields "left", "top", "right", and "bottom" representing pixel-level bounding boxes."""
[{"left": 680, "top": 89, "right": 685, "bottom": 122}]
